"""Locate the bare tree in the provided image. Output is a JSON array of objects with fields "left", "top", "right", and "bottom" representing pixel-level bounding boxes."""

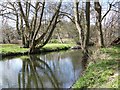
[
  {"left": 85, "top": 0, "right": 90, "bottom": 50},
  {"left": 94, "top": 0, "right": 115, "bottom": 47},
  {"left": 73, "top": 0, "right": 84, "bottom": 50},
  {"left": 94, "top": 1, "right": 104, "bottom": 47},
  {"left": 73, "top": 0, "right": 90, "bottom": 56},
  {"left": 0, "top": 0, "right": 62, "bottom": 53}
]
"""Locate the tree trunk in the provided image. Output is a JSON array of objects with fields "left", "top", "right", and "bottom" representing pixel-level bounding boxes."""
[
  {"left": 94, "top": 1, "right": 105, "bottom": 48},
  {"left": 57, "top": 29, "right": 63, "bottom": 43},
  {"left": 29, "top": 0, "right": 62, "bottom": 53},
  {"left": 73, "top": 0, "right": 90, "bottom": 56},
  {"left": 73, "top": 0, "right": 84, "bottom": 50},
  {"left": 84, "top": 0, "right": 90, "bottom": 49}
]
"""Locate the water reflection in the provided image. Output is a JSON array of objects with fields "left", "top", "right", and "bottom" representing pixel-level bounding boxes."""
[
  {"left": 18, "top": 55, "right": 59, "bottom": 88},
  {"left": 0, "top": 50, "right": 84, "bottom": 88}
]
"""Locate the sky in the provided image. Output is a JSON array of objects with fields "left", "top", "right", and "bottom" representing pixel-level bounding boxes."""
[
  {"left": 0, "top": 0, "right": 119, "bottom": 2},
  {"left": 0, "top": 0, "right": 119, "bottom": 28}
]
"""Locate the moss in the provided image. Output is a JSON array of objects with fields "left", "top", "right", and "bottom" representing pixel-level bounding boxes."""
[{"left": 73, "top": 46, "right": 119, "bottom": 88}]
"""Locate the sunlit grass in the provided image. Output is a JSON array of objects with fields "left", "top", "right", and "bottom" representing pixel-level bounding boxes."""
[
  {"left": 73, "top": 45, "right": 120, "bottom": 88},
  {"left": 0, "top": 43, "right": 75, "bottom": 55},
  {"left": 101, "top": 45, "right": 120, "bottom": 59},
  {"left": 42, "top": 43, "right": 75, "bottom": 51},
  {"left": 101, "top": 46, "right": 120, "bottom": 54},
  {"left": 73, "top": 59, "right": 118, "bottom": 88},
  {"left": 0, "top": 44, "right": 28, "bottom": 54}
]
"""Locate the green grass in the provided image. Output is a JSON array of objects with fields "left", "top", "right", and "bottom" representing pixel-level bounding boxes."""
[
  {"left": 73, "top": 45, "right": 120, "bottom": 88},
  {"left": 41, "top": 43, "right": 74, "bottom": 51},
  {"left": 50, "top": 38, "right": 76, "bottom": 44},
  {"left": 0, "top": 43, "right": 75, "bottom": 56},
  {"left": 101, "top": 46, "right": 120, "bottom": 59},
  {"left": 0, "top": 44, "right": 28, "bottom": 55}
]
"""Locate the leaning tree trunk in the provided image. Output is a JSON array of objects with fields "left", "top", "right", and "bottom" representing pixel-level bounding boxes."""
[
  {"left": 111, "top": 36, "right": 120, "bottom": 46},
  {"left": 73, "top": 0, "right": 90, "bottom": 56},
  {"left": 29, "top": 0, "right": 62, "bottom": 53},
  {"left": 73, "top": 0, "right": 85, "bottom": 51}
]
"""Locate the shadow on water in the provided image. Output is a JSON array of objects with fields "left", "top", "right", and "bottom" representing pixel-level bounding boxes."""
[{"left": 0, "top": 50, "right": 86, "bottom": 88}]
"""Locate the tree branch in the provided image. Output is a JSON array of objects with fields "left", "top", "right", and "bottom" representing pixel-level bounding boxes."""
[{"left": 101, "top": 3, "right": 112, "bottom": 21}]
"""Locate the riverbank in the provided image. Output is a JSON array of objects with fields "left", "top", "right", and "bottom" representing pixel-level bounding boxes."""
[
  {"left": 0, "top": 44, "right": 74, "bottom": 57},
  {"left": 73, "top": 45, "right": 120, "bottom": 88}
]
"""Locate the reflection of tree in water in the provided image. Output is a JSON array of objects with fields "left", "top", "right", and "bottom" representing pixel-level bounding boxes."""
[
  {"left": 40, "top": 51, "right": 83, "bottom": 88},
  {"left": 18, "top": 55, "right": 59, "bottom": 88},
  {"left": 81, "top": 54, "right": 89, "bottom": 71}
]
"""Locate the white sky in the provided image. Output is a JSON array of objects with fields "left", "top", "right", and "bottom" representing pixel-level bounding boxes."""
[{"left": 0, "top": 0, "right": 119, "bottom": 28}]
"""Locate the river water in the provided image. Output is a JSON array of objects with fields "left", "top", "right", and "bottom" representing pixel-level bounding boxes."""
[{"left": 0, "top": 50, "right": 86, "bottom": 89}]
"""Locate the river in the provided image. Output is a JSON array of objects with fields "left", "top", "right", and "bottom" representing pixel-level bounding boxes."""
[{"left": 0, "top": 50, "right": 86, "bottom": 89}]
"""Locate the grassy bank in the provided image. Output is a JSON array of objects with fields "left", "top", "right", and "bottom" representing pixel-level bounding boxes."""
[
  {"left": 73, "top": 45, "right": 120, "bottom": 88},
  {"left": 41, "top": 43, "right": 73, "bottom": 51},
  {"left": 0, "top": 44, "right": 74, "bottom": 57}
]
